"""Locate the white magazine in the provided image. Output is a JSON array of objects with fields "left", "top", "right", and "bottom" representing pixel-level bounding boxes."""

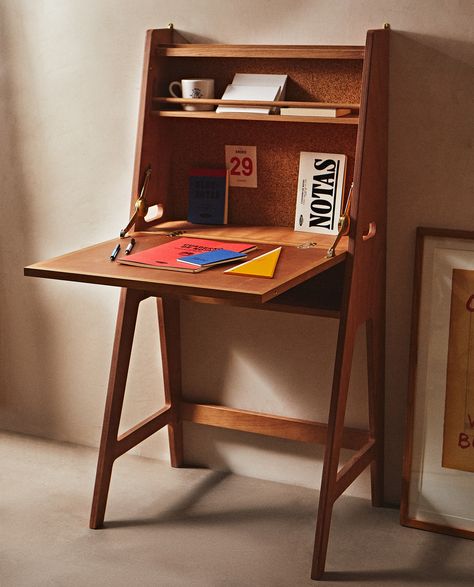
[{"left": 294, "top": 152, "right": 347, "bottom": 235}]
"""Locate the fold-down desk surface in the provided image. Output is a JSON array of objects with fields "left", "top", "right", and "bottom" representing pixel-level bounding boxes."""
[{"left": 24, "top": 228, "right": 347, "bottom": 304}]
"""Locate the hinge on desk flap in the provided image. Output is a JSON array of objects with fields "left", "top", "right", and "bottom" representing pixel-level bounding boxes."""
[
  {"left": 327, "top": 182, "right": 353, "bottom": 258},
  {"left": 297, "top": 241, "right": 318, "bottom": 249},
  {"left": 120, "top": 167, "right": 152, "bottom": 238}
]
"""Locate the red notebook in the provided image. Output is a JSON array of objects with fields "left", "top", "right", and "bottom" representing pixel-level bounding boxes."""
[{"left": 118, "top": 237, "right": 256, "bottom": 273}]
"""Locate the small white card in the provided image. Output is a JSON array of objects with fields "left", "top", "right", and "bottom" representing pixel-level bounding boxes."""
[
  {"left": 232, "top": 73, "right": 288, "bottom": 100},
  {"left": 216, "top": 84, "right": 280, "bottom": 114},
  {"left": 225, "top": 145, "right": 257, "bottom": 188}
]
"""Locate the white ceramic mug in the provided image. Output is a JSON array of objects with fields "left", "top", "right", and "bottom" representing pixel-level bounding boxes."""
[{"left": 168, "top": 78, "right": 215, "bottom": 111}]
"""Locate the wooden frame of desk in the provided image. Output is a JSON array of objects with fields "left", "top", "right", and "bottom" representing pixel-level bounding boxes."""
[{"left": 25, "top": 27, "right": 388, "bottom": 581}]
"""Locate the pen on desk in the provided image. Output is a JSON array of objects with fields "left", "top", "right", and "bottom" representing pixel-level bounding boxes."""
[
  {"left": 125, "top": 238, "right": 136, "bottom": 255},
  {"left": 110, "top": 243, "right": 120, "bottom": 261}
]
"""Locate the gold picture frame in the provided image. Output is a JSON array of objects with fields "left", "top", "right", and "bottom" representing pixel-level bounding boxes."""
[{"left": 401, "top": 227, "right": 474, "bottom": 539}]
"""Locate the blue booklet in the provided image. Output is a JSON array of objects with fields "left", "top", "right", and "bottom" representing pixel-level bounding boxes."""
[
  {"left": 177, "top": 248, "right": 247, "bottom": 267},
  {"left": 188, "top": 168, "right": 228, "bottom": 225}
]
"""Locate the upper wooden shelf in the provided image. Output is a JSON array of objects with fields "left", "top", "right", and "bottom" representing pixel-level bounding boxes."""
[
  {"left": 152, "top": 110, "right": 359, "bottom": 125},
  {"left": 151, "top": 97, "right": 360, "bottom": 124},
  {"left": 153, "top": 98, "right": 360, "bottom": 110},
  {"left": 155, "top": 44, "right": 366, "bottom": 60}
]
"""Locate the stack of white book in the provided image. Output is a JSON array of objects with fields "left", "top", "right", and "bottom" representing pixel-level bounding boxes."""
[
  {"left": 280, "top": 107, "right": 351, "bottom": 118},
  {"left": 216, "top": 73, "right": 287, "bottom": 114}
]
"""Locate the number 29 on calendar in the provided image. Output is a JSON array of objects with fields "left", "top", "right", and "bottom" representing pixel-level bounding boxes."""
[{"left": 225, "top": 145, "right": 257, "bottom": 188}]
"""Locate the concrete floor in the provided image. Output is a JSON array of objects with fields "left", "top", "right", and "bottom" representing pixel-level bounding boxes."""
[{"left": 1, "top": 431, "right": 473, "bottom": 586}]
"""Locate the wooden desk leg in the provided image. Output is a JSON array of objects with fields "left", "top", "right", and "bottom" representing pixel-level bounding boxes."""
[
  {"left": 157, "top": 296, "right": 184, "bottom": 467},
  {"left": 311, "top": 322, "right": 356, "bottom": 580},
  {"left": 311, "top": 315, "right": 384, "bottom": 579},
  {"left": 367, "top": 316, "right": 385, "bottom": 507},
  {"left": 90, "top": 288, "right": 146, "bottom": 529}
]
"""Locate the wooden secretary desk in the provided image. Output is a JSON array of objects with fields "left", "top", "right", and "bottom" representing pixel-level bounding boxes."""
[{"left": 25, "top": 26, "right": 389, "bottom": 580}]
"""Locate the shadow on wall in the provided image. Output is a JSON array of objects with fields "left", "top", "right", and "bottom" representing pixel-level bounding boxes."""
[
  {"left": 388, "top": 31, "right": 473, "bottom": 222},
  {"left": 385, "top": 31, "right": 474, "bottom": 503},
  {"left": 0, "top": 5, "right": 122, "bottom": 440},
  {"left": 180, "top": 301, "right": 370, "bottom": 488},
  {"left": 0, "top": 5, "right": 53, "bottom": 432}
]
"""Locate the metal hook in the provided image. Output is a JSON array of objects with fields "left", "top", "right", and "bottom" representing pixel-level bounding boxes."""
[{"left": 120, "top": 167, "right": 152, "bottom": 238}]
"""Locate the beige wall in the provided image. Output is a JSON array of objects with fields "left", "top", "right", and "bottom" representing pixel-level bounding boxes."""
[{"left": 1, "top": 0, "right": 473, "bottom": 504}]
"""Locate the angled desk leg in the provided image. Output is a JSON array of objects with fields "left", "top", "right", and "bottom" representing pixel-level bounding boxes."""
[
  {"left": 89, "top": 290, "right": 185, "bottom": 529},
  {"left": 90, "top": 288, "right": 147, "bottom": 529},
  {"left": 157, "top": 296, "right": 184, "bottom": 467},
  {"left": 367, "top": 311, "right": 385, "bottom": 506},
  {"left": 311, "top": 314, "right": 383, "bottom": 579},
  {"left": 311, "top": 317, "right": 357, "bottom": 580}
]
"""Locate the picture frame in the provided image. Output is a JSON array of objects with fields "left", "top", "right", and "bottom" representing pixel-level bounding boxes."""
[{"left": 401, "top": 227, "right": 474, "bottom": 539}]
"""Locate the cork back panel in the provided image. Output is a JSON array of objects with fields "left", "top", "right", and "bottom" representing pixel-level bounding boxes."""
[
  {"left": 139, "top": 53, "right": 362, "bottom": 228},
  {"left": 156, "top": 57, "right": 362, "bottom": 104},
  {"left": 162, "top": 117, "right": 358, "bottom": 227}
]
